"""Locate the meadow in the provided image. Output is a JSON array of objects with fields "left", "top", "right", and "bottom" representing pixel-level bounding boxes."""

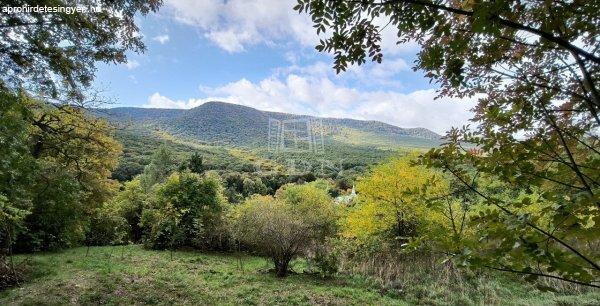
[{"left": 2, "top": 245, "right": 598, "bottom": 305}]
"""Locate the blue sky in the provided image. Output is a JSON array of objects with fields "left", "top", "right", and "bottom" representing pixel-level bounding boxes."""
[{"left": 94, "top": 0, "right": 474, "bottom": 134}]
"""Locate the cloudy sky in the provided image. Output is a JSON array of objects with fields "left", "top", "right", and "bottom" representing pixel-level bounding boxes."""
[{"left": 94, "top": 0, "right": 476, "bottom": 134}]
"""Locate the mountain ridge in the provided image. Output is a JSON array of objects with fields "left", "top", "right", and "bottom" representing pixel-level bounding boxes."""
[{"left": 98, "top": 101, "right": 442, "bottom": 148}]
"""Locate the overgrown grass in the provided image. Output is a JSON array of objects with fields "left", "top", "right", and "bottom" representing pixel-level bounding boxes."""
[
  {"left": 1, "top": 245, "right": 598, "bottom": 305},
  {"left": 337, "top": 250, "right": 600, "bottom": 305},
  {"left": 0, "top": 246, "right": 402, "bottom": 305}
]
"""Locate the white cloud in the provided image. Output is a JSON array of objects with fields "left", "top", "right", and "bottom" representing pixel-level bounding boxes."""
[
  {"left": 137, "top": 1, "right": 470, "bottom": 134},
  {"left": 369, "top": 58, "right": 410, "bottom": 78},
  {"left": 166, "top": 0, "right": 222, "bottom": 28},
  {"left": 161, "top": 0, "right": 325, "bottom": 52},
  {"left": 200, "top": 75, "right": 475, "bottom": 134},
  {"left": 144, "top": 92, "right": 236, "bottom": 109},
  {"left": 144, "top": 64, "right": 476, "bottom": 134},
  {"left": 153, "top": 34, "right": 170, "bottom": 44},
  {"left": 280, "top": 58, "right": 411, "bottom": 88},
  {"left": 204, "top": 29, "right": 253, "bottom": 53},
  {"left": 164, "top": 0, "right": 422, "bottom": 54},
  {"left": 125, "top": 60, "right": 140, "bottom": 69}
]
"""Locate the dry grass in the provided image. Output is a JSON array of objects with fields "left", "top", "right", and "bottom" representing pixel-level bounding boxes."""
[
  {"left": 336, "top": 247, "right": 600, "bottom": 305},
  {"left": 0, "top": 255, "right": 27, "bottom": 290}
]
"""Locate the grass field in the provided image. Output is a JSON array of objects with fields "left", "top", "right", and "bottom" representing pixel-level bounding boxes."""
[{"left": 1, "top": 245, "right": 599, "bottom": 305}]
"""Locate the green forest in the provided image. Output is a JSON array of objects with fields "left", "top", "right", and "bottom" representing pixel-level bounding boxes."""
[{"left": 1, "top": 1, "right": 599, "bottom": 305}]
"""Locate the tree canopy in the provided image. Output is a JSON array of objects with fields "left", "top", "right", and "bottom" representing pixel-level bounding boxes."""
[
  {"left": 297, "top": 0, "right": 599, "bottom": 287},
  {"left": 0, "top": 0, "right": 162, "bottom": 101},
  {"left": 0, "top": 91, "right": 122, "bottom": 251},
  {"left": 343, "top": 154, "right": 448, "bottom": 244}
]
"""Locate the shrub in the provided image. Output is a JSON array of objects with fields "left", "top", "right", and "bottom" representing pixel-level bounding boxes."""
[
  {"left": 310, "top": 243, "right": 339, "bottom": 278},
  {"left": 0, "top": 194, "right": 28, "bottom": 289},
  {"left": 111, "top": 178, "right": 147, "bottom": 242},
  {"left": 231, "top": 182, "right": 337, "bottom": 277},
  {"left": 15, "top": 168, "right": 87, "bottom": 251},
  {"left": 141, "top": 172, "right": 228, "bottom": 250},
  {"left": 85, "top": 204, "right": 128, "bottom": 246}
]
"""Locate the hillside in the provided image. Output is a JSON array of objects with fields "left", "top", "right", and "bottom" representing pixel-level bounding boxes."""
[{"left": 97, "top": 102, "right": 442, "bottom": 149}]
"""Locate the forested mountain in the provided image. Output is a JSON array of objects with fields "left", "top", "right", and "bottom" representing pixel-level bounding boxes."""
[{"left": 97, "top": 101, "right": 441, "bottom": 148}]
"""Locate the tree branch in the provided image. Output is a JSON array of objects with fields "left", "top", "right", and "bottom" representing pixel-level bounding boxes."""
[
  {"left": 442, "top": 163, "right": 600, "bottom": 272},
  {"left": 484, "top": 265, "right": 600, "bottom": 288},
  {"left": 373, "top": 0, "right": 600, "bottom": 64}
]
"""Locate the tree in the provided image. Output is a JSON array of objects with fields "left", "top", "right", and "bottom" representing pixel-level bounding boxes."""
[
  {"left": 187, "top": 152, "right": 204, "bottom": 174},
  {"left": 242, "top": 177, "right": 267, "bottom": 197},
  {"left": 221, "top": 171, "right": 269, "bottom": 203},
  {"left": 111, "top": 161, "right": 145, "bottom": 182},
  {"left": 1, "top": 0, "right": 159, "bottom": 253},
  {"left": 110, "top": 177, "right": 147, "bottom": 242},
  {"left": 0, "top": 0, "right": 161, "bottom": 101},
  {"left": 1, "top": 93, "right": 36, "bottom": 287},
  {"left": 85, "top": 202, "right": 128, "bottom": 247},
  {"left": 139, "top": 145, "right": 176, "bottom": 190},
  {"left": 297, "top": 0, "right": 599, "bottom": 286},
  {"left": 231, "top": 182, "right": 337, "bottom": 277},
  {"left": 13, "top": 96, "right": 122, "bottom": 251},
  {"left": 342, "top": 154, "right": 448, "bottom": 246},
  {"left": 0, "top": 91, "right": 121, "bottom": 251},
  {"left": 0, "top": 194, "right": 29, "bottom": 289},
  {"left": 0, "top": 92, "right": 35, "bottom": 251},
  {"left": 141, "top": 172, "right": 228, "bottom": 250}
]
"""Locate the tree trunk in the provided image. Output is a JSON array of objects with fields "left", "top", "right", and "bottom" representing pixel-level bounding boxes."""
[{"left": 274, "top": 258, "right": 289, "bottom": 277}]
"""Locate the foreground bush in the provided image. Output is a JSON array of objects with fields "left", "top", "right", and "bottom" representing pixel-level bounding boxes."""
[
  {"left": 231, "top": 182, "right": 337, "bottom": 276},
  {"left": 141, "top": 172, "right": 228, "bottom": 250},
  {"left": 85, "top": 204, "right": 128, "bottom": 247},
  {"left": 109, "top": 178, "right": 148, "bottom": 243}
]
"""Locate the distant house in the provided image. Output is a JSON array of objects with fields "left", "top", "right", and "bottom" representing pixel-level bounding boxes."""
[{"left": 335, "top": 185, "right": 357, "bottom": 204}]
